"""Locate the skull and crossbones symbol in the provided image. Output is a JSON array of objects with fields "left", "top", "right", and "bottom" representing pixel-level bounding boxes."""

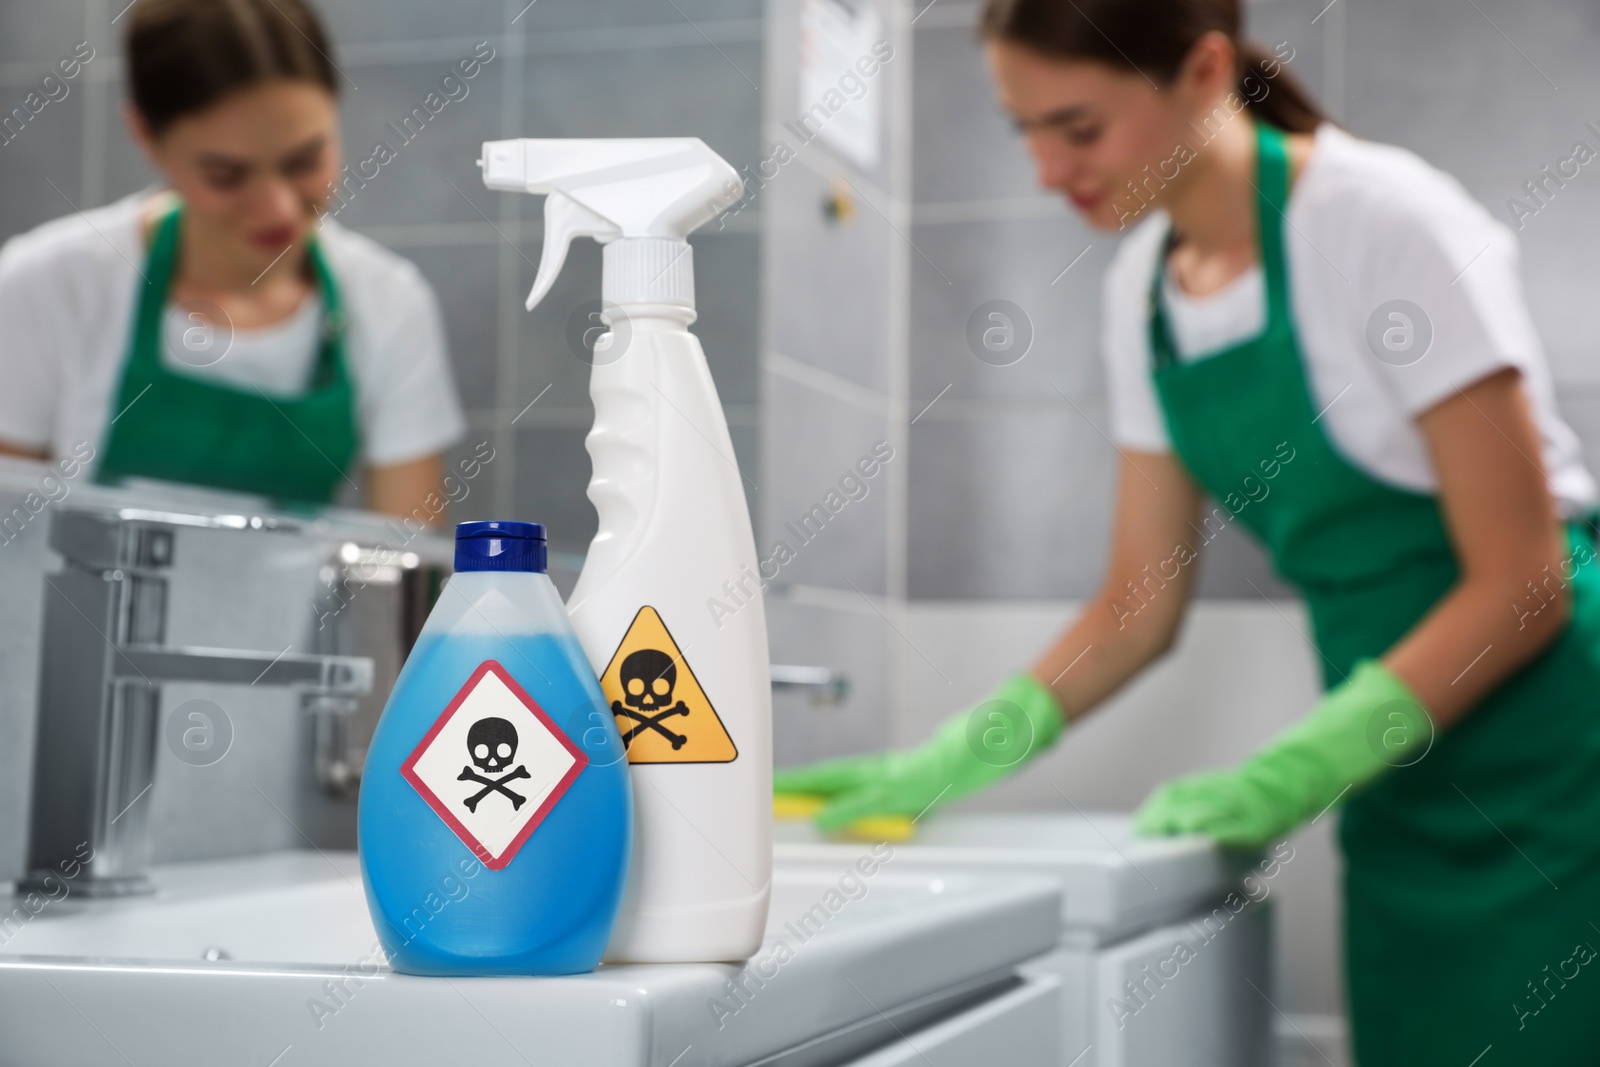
[
  {"left": 457, "top": 717, "right": 532, "bottom": 812},
  {"left": 612, "top": 648, "right": 691, "bottom": 750}
]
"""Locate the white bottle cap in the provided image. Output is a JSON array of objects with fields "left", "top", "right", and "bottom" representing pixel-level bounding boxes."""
[{"left": 603, "top": 238, "right": 695, "bottom": 310}]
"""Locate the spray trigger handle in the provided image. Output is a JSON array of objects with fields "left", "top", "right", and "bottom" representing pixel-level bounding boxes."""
[{"left": 526, "top": 194, "right": 621, "bottom": 311}]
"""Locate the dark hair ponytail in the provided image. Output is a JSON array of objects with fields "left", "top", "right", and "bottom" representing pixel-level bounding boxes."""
[
  {"left": 126, "top": 0, "right": 339, "bottom": 136},
  {"left": 978, "top": 0, "right": 1325, "bottom": 134}
]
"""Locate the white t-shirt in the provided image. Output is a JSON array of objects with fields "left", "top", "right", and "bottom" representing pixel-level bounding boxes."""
[
  {"left": 160, "top": 295, "right": 322, "bottom": 396},
  {"left": 1103, "top": 123, "right": 1597, "bottom": 517},
  {"left": 0, "top": 189, "right": 466, "bottom": 469}
]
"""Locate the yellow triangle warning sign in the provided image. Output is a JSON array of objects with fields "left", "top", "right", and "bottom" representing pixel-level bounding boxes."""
[{"left": 599, "top": 605, "right": 737, "bottom": 764}]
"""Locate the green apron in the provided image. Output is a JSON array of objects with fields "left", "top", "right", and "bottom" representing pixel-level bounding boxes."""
[
  {"left": 97, "top": 205, "right": 360, "bottom": 504},
  {"left": 1147, "top": 121, "right": 1600, "bottom": 1064}
]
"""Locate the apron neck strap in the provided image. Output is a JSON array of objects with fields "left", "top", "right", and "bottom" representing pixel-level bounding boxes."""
[
  {"left": 1148, "top": 118, "right": 1295, "bottom": 370},
  {"left": 138, "top": 205, "right": 183, "bottom": 330},
  {"left": 1255, "top": 120, "right": 1292, "bottom": 331}
]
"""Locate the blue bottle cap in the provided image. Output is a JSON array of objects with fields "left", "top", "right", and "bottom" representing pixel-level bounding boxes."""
[{"left": 454, "top": 520, "right": 548, "bottom": 573}]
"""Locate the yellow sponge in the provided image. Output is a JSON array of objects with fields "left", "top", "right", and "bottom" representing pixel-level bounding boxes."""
[{"left": 773, "top": 794, "right": 915, "bottom": 842}]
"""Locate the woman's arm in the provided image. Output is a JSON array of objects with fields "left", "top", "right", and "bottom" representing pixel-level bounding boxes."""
[
  {"left": 1132, "top": 368, "right": 1573, "bottom": 846},
  {"left": 771, "top": 448, "right": 1208, "bottom": 831},
  {"left": 1382, "top": 367, "right": 1572, "bottom": 725},
  {"left": 0, "top": 438, "right": 48, "bottom": 460},
  {"left": 366, "top": 452, "right": 446, "bottom": 523},
  {"left": 1030, "top": 449, "right": 1206, "bottom": 722}
]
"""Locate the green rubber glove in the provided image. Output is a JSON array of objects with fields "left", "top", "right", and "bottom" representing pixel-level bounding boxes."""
[
  {"left": 773, "top": 672, "right": 1066, "bottom": 833},
  {"left": 1133, "top": 659, "right": 1433, "bottom": 848}
]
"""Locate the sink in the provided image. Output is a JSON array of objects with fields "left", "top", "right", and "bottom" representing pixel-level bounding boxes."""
[
  {"left": 777, "top": 812, "right": 1246, "bottom": 944},
  {"left": 0, "top": 851, "right": 1060, "bottom": 1066}
]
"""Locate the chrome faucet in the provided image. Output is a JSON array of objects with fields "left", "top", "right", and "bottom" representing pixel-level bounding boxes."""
[
  {"left": 22, "top": 508, "right": 373, "bottom": 897},
  {"left": 770, "top": 663, "right": 850, "bottom": 705}
]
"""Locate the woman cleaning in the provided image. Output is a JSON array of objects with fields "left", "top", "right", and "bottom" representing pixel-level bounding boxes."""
[
  {"left": 0, "top": 0, "right": 464, "bottom": 513},
  {"left": 776, "top": 0, "right": 1600, "bottom": 1060}
]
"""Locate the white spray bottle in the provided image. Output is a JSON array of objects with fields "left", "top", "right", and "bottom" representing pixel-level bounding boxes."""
[{"left": 480, "top": 138, "right": 771, "bottom": 962}]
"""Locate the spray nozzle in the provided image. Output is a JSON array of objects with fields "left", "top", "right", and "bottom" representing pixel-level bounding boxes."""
[{"left": 478, "top": 138, "right": 743, "bottom": 312}]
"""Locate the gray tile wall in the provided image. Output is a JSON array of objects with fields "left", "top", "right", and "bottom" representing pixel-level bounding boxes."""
[
  {"left": 1332, "top": 0, "right": 1600, "bottom": 440},
  {"left": 760, "top": 0, "right": 912, "bottom": 763}
]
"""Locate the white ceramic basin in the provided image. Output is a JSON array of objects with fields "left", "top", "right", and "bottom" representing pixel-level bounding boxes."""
[
  {"left": 0, "top": 851, "right": 1060, "bottom": 1066},
  {"left": 777, "top": 812, "right": 1244, "bottom": 943}
]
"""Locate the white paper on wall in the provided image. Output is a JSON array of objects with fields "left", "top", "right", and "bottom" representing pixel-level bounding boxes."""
[{"left": 797, "top": 0, "right": 883, "bottom": 169}]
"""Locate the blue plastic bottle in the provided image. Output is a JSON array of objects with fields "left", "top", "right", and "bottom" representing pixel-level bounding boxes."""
[{"left": 359, "top": 521, "right": 631, "bottom": 975}]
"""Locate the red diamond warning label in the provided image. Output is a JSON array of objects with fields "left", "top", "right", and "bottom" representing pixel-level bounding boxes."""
[{"left": 401, "top": 660, "right": 587, "bottom": 870}]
